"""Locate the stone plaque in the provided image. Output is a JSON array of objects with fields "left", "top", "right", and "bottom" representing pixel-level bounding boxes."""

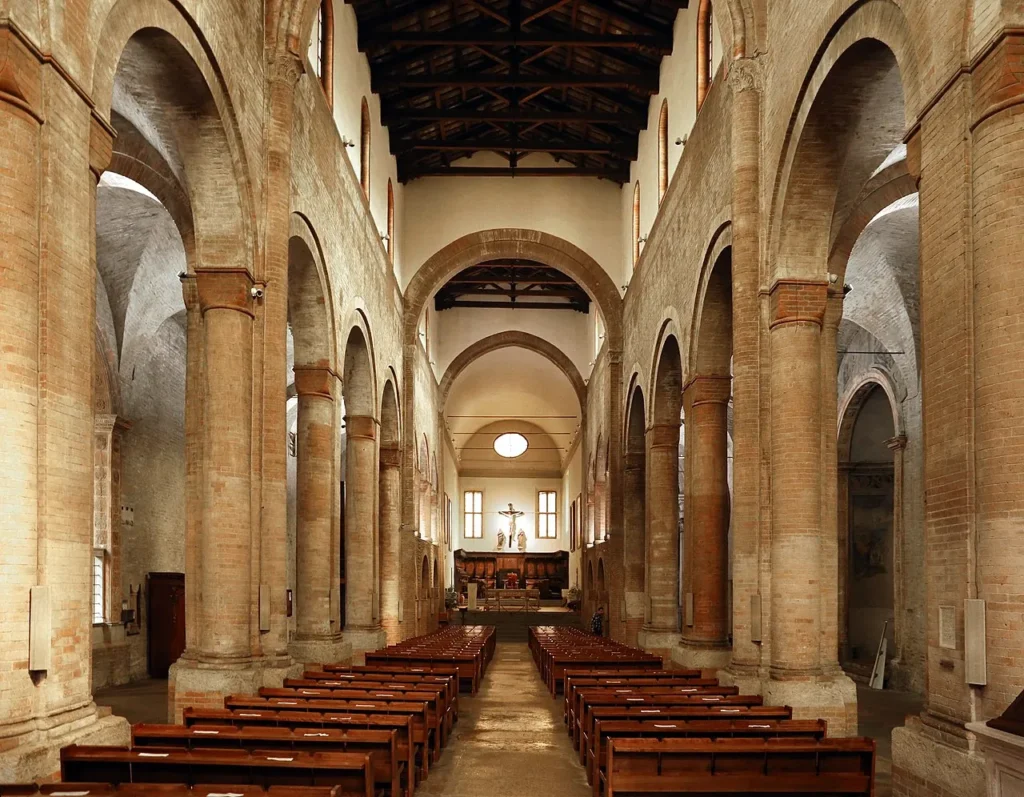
[{"left": 939, "top": 604, "right": 956, "bottom": 650}]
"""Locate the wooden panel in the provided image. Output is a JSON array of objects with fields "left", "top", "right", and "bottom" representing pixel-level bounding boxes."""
[{"left": 148, "top": 573, "right": 185, "bottom": 678}]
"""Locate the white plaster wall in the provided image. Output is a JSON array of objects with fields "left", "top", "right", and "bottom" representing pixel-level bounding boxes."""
[
  {"left": 400, "top": 152, "right": 626, "bottom": 288},
  {"left": 457, "top": 476, "right": 568, "bottom": 554},
  {"left": 562, "top": 443, "right": 584, "bottom": 590},
  {"left": 442, "top": 440, "right": 460, "bottom": 588},
  {"left": 623, "top": 7, "right": 724, "bottom": 279}
]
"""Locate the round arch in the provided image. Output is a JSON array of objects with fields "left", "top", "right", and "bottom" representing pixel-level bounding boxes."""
[
  {"left": 439, "top": 332, "right": 587, "bottom": 408},
  {"left": 290, "top": 213, "right": 337, "bottom": 372},
  {"left": 837, "top": 369, "right": 904, "bottom": 459},
  {"left": 403, "top": 229, "right": 622, "bottom": 350},
  {"left": 687, "top": 223, "right": 734, "bottom": 376}
]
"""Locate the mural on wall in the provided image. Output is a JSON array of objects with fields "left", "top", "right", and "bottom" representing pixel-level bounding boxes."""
[{"left": 850, "top": 473, "right": 893, "bottom": 581}]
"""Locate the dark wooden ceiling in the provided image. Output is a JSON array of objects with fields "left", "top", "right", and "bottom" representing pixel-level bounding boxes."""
[
  {"left": 346, "top": 0, "right": 684, "bottom": 182},
  {"left": 435, "top": 260, "right": 591, "bottom": 311}
]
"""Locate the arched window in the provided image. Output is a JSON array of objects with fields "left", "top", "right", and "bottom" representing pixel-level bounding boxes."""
[
  {"left": 360, "top": 98, "right": 371, "bottom": 200},
  {"left": 658, "top": 100, "right": 669, "bottom": 204},
  {"left": 632, "top": 181, "right": 641, "bottom": 267},
  {"left": 386, "top": 179, "right": 395, "bottom": 265},
  {"left": 310, "top": 0, "right": 334, "bottom": 108},
  {"left": 697, "top": 0, "right": 714, "bottom": 110}
]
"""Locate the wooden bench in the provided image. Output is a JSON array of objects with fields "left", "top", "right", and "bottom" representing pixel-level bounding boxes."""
[
  {"left": 182, "top": 708, "right": 420, "bottom": 790},
  {"left": 60, "top": 747, "right": 373, "bottom": 797},
  {"left": 564, "top": 673, "right": 704, "bottom": 724},
  {"left": 132, "top": 724, "right": 402, "bottom": 797},
  {"left": 223, "top": 697, "right": 434, "bottom": 773},
  {"left": 256, "top": 688, "right": 444, "bottom": 757},
  {"left": 0, "top": 786, "right": 341, "bottom": 796},
  {"left": 576, "top": 692, "right": 764, "bottom": 756},
  {"left": 569, "top": 682, "right": 735, "bottom": 738},
  {"left": 599, "top": 737, "right": 875, "bottom": 796},
  {"left": 588, "top": 718, "right": 829, "bottom": 794},
  {"left": 299, "top": 672, "right": 458, "bottom": 726}
]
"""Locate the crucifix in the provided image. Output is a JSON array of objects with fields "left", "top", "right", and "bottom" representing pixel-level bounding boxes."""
[{"left": 498, "top": 503, "right": 525, "bottom": 550}]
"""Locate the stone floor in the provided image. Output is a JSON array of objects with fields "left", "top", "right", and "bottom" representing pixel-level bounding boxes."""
[
  {"left": 416, "top": 642, "right": 591, "bottom": 796},
  {"left": 92, "top": 645, "right": 924, "bottom": 796}
]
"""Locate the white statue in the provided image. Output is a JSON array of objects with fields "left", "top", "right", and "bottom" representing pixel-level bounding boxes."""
[
  {"left": 517, "top": 529, "right": 527, "bottom": 552},
  {"left": 499, "top": 503, "right": 525, "bottom": 550},
  {"left": 496, "top": 530, "right": 506, "bottom": 551}
]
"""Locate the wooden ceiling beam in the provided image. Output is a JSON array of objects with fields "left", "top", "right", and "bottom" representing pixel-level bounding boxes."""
[
  {"left": 436, "top": 299, "right": 589, "bottom": 310},
  {"left": 373, "top": 71, "right": 658, "bottom": 91},
  {"left": 399, "top": 165, "right": 628, "bottom": 180},
  {"left": 393, "top": 136, "right": 635, "bottom": 155},
  {"left": 360, "top": 30, "right": 673, "bottom": 51}
]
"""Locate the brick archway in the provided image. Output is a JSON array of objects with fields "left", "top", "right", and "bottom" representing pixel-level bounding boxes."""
[{"left": 438, "top": 332, "right": 586, "bottom": 409}]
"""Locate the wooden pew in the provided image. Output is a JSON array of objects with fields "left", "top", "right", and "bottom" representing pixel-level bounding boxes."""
[
  {"left": 132, "top": 724, "right": 402, "bottom": 797},
  {"left": 223, "top": 697, "right": 434, "bottom": 773},
  {"left": 588, "top": 718, "right": 829, "bottom": 794},
  {"left": 568, "top": 682, "right": 735, "bottom": 738},
  {"left": 599, "top": 737, "right": 875, "bottom": 796},
  {"left": 256, "top": 688, "right": 444, "bottom": 757},
  {"left": 576, "top": 692, "right": 764, "bottom": 756},
  {"left": 0, "top": 786, "right": 342, "bottom": 796},
  {"left": 563, "top": 672, "right": 703, "bottom": 724},
  {"left": 182, "top": 708, "right": 419, "bottom": 791},
  {"left": 60, "top": 747, "right": 373, "bottom": 796},
  {"left": 299, "top": 672, "right": 458, "bottom": 727}
]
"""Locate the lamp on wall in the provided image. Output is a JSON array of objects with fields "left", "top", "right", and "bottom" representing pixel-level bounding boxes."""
[
  {"left": 675, "top": 136, "right": 687, "bottom": 146},
  {"left": 340, "top": 135, "right": 356, "bottom": 148},
  {"left": 637, "top": 235, "right": 648, "bottom": 245},
  {"left": 380, "top": 232, "right": 390, "bottom": 245}
]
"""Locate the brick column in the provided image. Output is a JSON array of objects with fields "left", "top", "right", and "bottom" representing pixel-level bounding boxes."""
[
  {"left": 179, "top": 275, "right": 203, "bottom": 656},
  {"left": 290, "top": 366, "right": 347, "bottom": 664},
  {"left": 725, "top": 58, "right": 763, "bottom": 689},
  {"left": 765, "top": 279, "right": 856, "bottom": 733},
  {"left": 818, "top": 294, "right": 843, "bottom": 676},
  {"left": 622, "top": 451, "right": 646, "bottom": 646},
  {"left": 195, "top": 269, "right": 255, "bottom": 660},
  {"left": 677, "top": 375, "right": 732, "bottom": 670},
  {"left": 379, "top": 446, "right": 402, "bottom": 643},
  {"left": 640, "top": 421, "right": 681, "bottom": 653},
  {"left": 886, "top": 434, "right": 907, "bottom": 677},
  {"left": 0, "top": 28, "right": 129, "bottom": 777},
  {"left": 344, "top": 415, "right": 386, "bottom": 656}
]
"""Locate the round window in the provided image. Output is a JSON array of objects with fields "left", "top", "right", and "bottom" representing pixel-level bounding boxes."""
[{"left": 493, "top": 432, "right": 529, "bottom": 459}]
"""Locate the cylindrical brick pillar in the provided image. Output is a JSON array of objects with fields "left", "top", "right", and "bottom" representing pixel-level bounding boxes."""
[
  {"left": 293, "top": 366, "right": 337, "bottom": 643},
  {"left": 180, "top": 276, "right": 203, "bottom": 656},
  {"left": 646, "top": 422, "right": 681, "bottom": 633},
  {"left": 196, "top": 269, "right": 255, "bottom": 660},
  {"left": 623, "top": 450, "right": 646, "bottom": 612},
  {"left": 681, "top": 375, "right": 731, "bottom": 648},
  {"left": 0, "top": 63, "right": 42, "bottom": 732},
  {"left": 379, "top": 447, "right": 402, "bottom": 642},
  {"left": 345, "top": 415, "right": 379, "bottom": 633},
  {"left": 769, "top": 280, "right": 827, "bottom": 678},
  {"left": 818, "top": 295, "right": 842, "bottom": 673}
]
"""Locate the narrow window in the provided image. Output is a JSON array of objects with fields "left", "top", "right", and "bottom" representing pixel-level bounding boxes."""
[
  {"left": 360, "top": 98, "right": 371, "bottom": 200},
  {"left": 464, "top": 491, "right": 483, "bottom": 539},
  {"left": 92, "top": 550, "right": 106, "bottom": 624},
  {"left": 658, "top": 101, "right": 669, "bottom": 203},
  {"left": 538, "top": 491, "right": 558, "bottom": 539},
  {"left": 632, "top": 181, "right": 641, "bottom": 266},
  {"left": 697, "top": 0, "right": 714, "bottom": 110},
  {"left": 310, "top": 1, "right": 334, "bottom": 108},
  {"left": 387, "top": 179, "right": 395, "bottom": 264}
]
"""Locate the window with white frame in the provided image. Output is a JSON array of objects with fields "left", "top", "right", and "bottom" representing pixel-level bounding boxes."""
[
  {"left": 92, "top": 550, "right": 106, "bottom": 624},
  {"left": 464, "top": 491, "right": 483, "bottom": 539},
  {"left": 537, "top": 491, "right": 557, "bottom": 539}
]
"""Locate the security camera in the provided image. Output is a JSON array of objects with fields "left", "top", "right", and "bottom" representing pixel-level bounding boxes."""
[{"left": 251, "top": 286, "right": 265, "bottom": 300}]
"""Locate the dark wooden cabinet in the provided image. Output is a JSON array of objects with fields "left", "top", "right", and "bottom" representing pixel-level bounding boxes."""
[{"left": 147, "top": 572, "right": 185, "bottom": 678}]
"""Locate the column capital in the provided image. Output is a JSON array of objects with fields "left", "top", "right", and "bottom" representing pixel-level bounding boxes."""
[
  {"left": 885, "top": 434, "right": 908, "bottom": 452},
  {"left": 345, "top": 414, "right": 378, "bottom": 440},
  {"left": 729, "top": 56, "right": 763, "bottom": 95},
  {"left": 180, "top": 273, "right": 200, "bottom": 311},
  {"left": 89, "top": 114, "right": 115, "bottom": 182},
  {"left": 293, "top": 365, "right": 338, "bottom": 400},
  {"left": 683, "top": 374, "right": 732, "bottom": 405},
  {"left": 195, "top": 268, "right": 256, "bottom": 317},
  {"left": 646, "top": 421, "right": 681, "bottom": 449},
  {"left": 768, "top": 279, "right": 828, "bottom": 329},
  {"left": 267, "top": 51, "right": 305, "bottom": 88}
]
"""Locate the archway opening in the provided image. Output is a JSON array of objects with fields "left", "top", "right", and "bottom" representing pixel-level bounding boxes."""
[
  {"left": 623, "top": 386, "right": 648, "bottom": 646},
  {"left": 379, "top": 381, "right": 402, "bottom": 643}
]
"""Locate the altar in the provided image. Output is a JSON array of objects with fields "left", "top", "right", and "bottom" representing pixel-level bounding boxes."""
[{"left": 483, "top": 588, "right": 541, "bottom": 613}]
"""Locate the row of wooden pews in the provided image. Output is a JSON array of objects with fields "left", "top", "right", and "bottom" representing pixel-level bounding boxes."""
[
  {"left": 530, "top": 626, "right": 878, "bottom": 796},
  {"left": 2, "top": 627, "right": 494, "bottom": 797}
]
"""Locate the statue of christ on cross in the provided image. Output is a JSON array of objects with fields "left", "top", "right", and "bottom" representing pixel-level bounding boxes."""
[{"left": 498, "top": 503, "right": 525, "bottom": 550}]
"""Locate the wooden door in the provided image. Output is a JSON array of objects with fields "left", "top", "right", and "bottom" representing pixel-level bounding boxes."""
[{"left": 147, "top": 572, "right": 185, "bottom": 678}]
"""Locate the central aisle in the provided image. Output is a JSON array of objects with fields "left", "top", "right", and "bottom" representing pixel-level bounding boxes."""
[{"left": 417, "top": 641, "right": 592, "bottom": 796}]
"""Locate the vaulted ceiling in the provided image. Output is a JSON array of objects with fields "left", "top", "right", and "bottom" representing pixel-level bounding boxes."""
[{"left": 346, "top": 0, "right": 685, "bottom": 182}]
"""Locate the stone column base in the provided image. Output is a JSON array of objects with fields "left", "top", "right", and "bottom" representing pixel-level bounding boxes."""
[
  {"left": 0, "top": 707, "right": 130, "bottom": 782},
  {"left": 168, "top": 658, "right": 267, "bottom": 723},
  {"left": 968, "top": 720, "right": 1024, "bottom": 797},
  {"left": 636, "top": 628, "right": 680, "bottom": 664},
  {"left": 891, "top": 715, "right": 986, "bottom": 797},
  {"left": 764, "top": 672, "right": 859, "bottom": 736},
  {"left": 718, "top": 664, "right": 763, "bottom": 696},
  {"left": 671, "top": 642, "right": 732, "bottom": 674},
  {"left": 343, "top": 627, "right": 388, "bottom": 663},
  {"left": 289, "top": 636, "right": 352, "bottom": 668}
]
